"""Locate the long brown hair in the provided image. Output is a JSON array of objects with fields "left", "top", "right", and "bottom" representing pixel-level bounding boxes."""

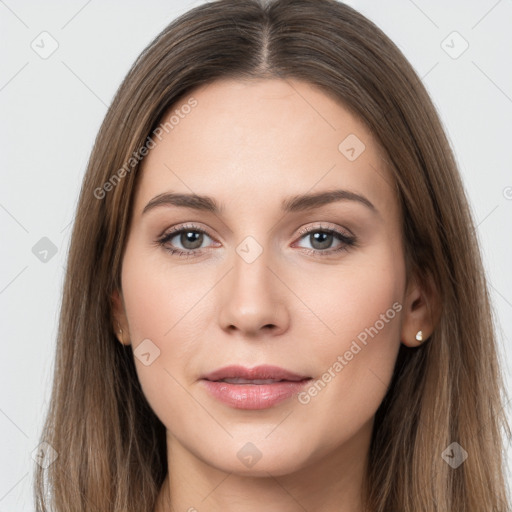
[{"left": 34, "top": 0, "right": 511, "bottom": 510}]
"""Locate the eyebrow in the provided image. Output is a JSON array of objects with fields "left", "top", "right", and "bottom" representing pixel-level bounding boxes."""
[{"left": 142, "top": 189, "right": 377, "bottom": 216}]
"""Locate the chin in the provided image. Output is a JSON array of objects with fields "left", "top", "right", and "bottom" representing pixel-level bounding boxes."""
[{"left": 195, "top": 438, "right": 314, "bottom": 478}]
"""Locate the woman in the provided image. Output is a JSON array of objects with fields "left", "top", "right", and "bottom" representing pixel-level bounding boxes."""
[{"left": 33, "top": 0, "right": 511, "bottom": 510}]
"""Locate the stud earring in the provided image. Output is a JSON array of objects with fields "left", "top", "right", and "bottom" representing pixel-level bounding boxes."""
[{"left": 415, "top": 330, "right": 423, "bottom": 342}]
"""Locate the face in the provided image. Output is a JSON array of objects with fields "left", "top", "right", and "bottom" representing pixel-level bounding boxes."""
[{"left": 114, "top": 77, "right": 413, "bottom": 477}]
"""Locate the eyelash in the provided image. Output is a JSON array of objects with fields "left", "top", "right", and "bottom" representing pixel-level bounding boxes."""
[{"left": 156, "top": 222, "right": 357, "bottom": 259}]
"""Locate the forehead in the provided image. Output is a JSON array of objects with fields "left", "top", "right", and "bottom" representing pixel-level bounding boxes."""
[{"left": 134, "top": 77, "right": 396, "bottom": 218}]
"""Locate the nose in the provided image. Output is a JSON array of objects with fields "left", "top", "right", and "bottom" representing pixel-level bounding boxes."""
[{"left": 217, "top": 247, "right": 290, "bottom": 338}]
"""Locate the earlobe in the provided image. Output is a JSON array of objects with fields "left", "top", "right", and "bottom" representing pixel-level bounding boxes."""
[
  {"left": 111, "top": 289, "right": 131, "bottom": 345},
  {"left": 400, "top": 272, "right": 440, "bottom": 347}
]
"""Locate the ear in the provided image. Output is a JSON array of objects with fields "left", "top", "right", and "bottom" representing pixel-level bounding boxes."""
[
  {"left": 111, "top": 288, "right": 131, "bottom": 346},
  {"left": 400, "top": 271, "right": 440, "bottom": 347}
]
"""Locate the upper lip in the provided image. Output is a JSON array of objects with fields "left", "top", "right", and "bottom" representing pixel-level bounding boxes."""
[{"left": 202, "top": 364, "right": 311, "bottom": 382}]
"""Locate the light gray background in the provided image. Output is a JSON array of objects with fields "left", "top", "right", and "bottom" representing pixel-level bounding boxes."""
[{"left": 1, "top": 0, "right": 511, "bottom": 509}]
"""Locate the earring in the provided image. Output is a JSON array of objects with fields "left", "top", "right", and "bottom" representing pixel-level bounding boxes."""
[
  {"left": 117, "top": 322, "right": 123, "bottom": 342},
  {"left": 415, "top": 330, "right": 423, "bottom": 342}
]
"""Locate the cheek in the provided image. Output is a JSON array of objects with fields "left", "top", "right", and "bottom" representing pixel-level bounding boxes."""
[
  {"left": 293, "top": 249, "right": 404, "bottom": 434},
  {"left": 293, "top": 244, "right": 404, "bottom": 342},
  {"left": 119, "top": 245, "right": 214, "bottom": 421},
  {"left": 121, "top": 243, "right": 210, "bottom": 345}
]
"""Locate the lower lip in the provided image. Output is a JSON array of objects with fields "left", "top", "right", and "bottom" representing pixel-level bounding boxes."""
[{"left": 201, "top": 379, "right": 311, "bottom": 409}]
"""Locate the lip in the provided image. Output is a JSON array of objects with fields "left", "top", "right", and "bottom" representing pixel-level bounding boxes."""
[
  {"left": 200, "top": 365, "right": 312, "bottom": 410},
  {"left": 201, "top": 364, "right": 310, "bottom": 382}
]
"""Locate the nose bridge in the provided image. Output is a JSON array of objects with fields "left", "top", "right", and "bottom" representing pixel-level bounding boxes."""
[
  {"left": 231, "top": 236, "right": 276, "bottom": 309},
  {"left": 218, "top": 234, "right": 289, "bottom": 335}
]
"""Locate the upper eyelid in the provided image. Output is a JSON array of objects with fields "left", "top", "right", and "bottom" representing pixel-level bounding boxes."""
[
  {"left": 161, "top": 223, "right": 215, "bottom": 240},
  {"left": 297, "top": 223, "right": 353, "bottom": 238}
]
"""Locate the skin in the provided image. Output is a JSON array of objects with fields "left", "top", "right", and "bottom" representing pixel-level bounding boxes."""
[{"left": 112, "top": 78, "right": 436, "bottom": 512}]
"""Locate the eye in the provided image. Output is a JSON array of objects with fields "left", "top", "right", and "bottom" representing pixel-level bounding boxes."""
[
  {"left": 156, "top": 223, "right": 217, "bottom": 257},
  {"left": 293, "top": 224, "right": 356, "bottom": 256}
]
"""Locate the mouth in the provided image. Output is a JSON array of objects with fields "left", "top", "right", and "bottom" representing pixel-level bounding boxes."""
[{"left": 200, "top": 365, "right": 312, "bottom": 409}]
